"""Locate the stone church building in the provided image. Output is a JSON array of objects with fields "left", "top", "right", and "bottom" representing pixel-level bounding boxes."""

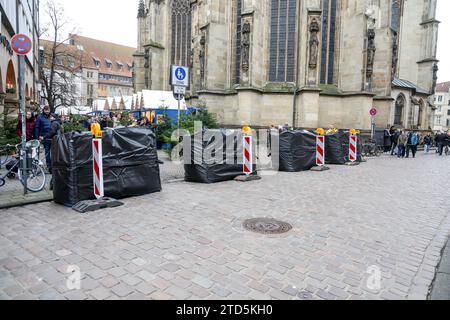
[{"left": 134, "top": 0, "right": 439, "bottom": 130}]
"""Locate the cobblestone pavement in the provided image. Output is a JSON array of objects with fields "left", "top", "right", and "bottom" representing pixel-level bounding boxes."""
[
  {"left": 0, "top": 153, "right": 449, "bottom": 300},
  {"left": 0, "top": 153, "right": 53, "bottom": 209}
]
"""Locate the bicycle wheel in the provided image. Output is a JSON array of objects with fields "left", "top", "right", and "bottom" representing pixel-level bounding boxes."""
[
  {"left": 19, "top": 164, "right": 47, "bottom": 192},
  {"left": 0, "top": 154, "right": 10, "bottom": 167}
]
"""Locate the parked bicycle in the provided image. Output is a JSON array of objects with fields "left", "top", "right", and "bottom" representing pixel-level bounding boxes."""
[
  {"left": 362, "top": 139, "right": 383, "bottom": 158},
  {"left": 0, "top": 144, "right": 15, "bottom": 169},
  {"left": 0, "top": 140, "right": 47, "bottom": 192}
]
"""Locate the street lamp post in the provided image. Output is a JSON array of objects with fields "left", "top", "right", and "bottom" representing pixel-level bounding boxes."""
[{"left": 285, "top": 82, "right": 298, "bottom": 129}]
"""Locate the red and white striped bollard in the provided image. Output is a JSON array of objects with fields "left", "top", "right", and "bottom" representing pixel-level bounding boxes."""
[{"left": 93, "top": 138, "right": 104, "bottom": 199}]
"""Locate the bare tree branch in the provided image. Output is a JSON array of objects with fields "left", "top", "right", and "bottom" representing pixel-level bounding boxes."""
[{"left": 40, "top": 0, "right": 81, "bottom": 113}]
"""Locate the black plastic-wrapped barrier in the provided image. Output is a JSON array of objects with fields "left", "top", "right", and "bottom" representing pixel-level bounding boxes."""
[
  {"left": 184, "top": 129, "right": 255, "bottom": 184},
  {"left": 279, "top": 131, "right": 317, "bottom": 172},
  {"left": 325, "top": 131, "right": 363, "bottom": 165},
  {"left": 52, "top": 127, "right": 162, "bottom": 207}
]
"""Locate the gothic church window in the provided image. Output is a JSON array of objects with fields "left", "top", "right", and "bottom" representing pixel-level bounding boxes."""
[
  {"left": 235, "top": 0, "right": 243, "bottom": 84},
  {"left": 390, "top": 0, "right": 401, "bottom": 33},
  {"left": 394, "top": 94, "right": 405, "bottom": 126},
  {"left": 320, "top": 0, "right": 337, "bottom": 85},
  {"left": 269, "top": 0, "right": 297, "bottom": 82},
  {"left": 171, "top": 0, "right": 192, "bottom": 67}
]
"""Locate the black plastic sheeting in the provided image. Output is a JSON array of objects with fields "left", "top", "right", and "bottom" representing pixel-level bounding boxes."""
[
  {"left": 278, "top": 131, "right": 317, "bottom": 172},
  {"left": 184, "top": 130, "right": 255, "bottom": 184},
  {"left": 52, "top": 127, "right": 162, "bottom": 207},
  {"left": 325, "top": 132, "right": 363, "bottom": 165}
]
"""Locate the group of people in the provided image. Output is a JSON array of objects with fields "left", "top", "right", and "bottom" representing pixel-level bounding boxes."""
[
  {"left": 16, "top": 106, "right": 64, "bottom": 174},
  {"left": 384, "top": 126, "right": 450, "bottom": 158},
  {"left": 434, "top": 131, "right": 450, "bottom": 156}
]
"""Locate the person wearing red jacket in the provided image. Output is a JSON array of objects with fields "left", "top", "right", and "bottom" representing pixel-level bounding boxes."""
[{"left": 16, "top": 111, "right": 37, "bottom": 141}]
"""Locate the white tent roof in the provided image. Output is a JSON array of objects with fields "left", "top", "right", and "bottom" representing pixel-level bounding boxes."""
[
  {"left": 55, "top": 106, "right": 92, "bottom": 115},
  {"left": 141, "top": 90, "right": 186, "bottom": 110},
  {"left": 93, "top": 99, "right": 106, "bottom": 111},
  {"left": 122, "top": 96, "right": 133, "bottom": 110}
]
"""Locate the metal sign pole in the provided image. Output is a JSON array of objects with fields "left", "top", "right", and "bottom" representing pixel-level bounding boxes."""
[
  {"left": 19, "top": 55, "right": 27, "bottom": 195},
  {"left": 371, "top": 117, "right": 375, "bottom": 140},
  {"left": 177, "top": 94, "right": 181, "bottom": 135},
  {"left": 11, "top": 34, "right": 33, "bottom": 195}
]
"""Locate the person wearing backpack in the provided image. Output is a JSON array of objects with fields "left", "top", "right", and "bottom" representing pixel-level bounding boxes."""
[{"left": 406, "top": 131, "right": 419, "bottom": 159}]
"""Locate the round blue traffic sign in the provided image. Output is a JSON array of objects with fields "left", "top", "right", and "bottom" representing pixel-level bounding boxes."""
[
  {"left": 11, "top": 34, "right": 32, "bottom": 55},
  {"left": 175, "top": 67, "right": 186, "bottom": 81}
]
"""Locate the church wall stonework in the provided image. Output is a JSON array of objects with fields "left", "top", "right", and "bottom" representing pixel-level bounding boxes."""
[{"left": 135, "top": 0, "right": 439, "bottom": 131}]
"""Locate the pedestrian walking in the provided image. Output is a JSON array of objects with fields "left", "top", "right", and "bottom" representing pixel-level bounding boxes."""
[
  {"left": 397, "top": 130, "right": 407, "bottom": 158},
  {"left": 384, "top": 125, "right": 392, "bottom": 153},
  {"left": 423, "top": 134, "right": 432, "bottom": 153},
  {"left": 16, "top": 111, "right": 36, "bottom": 141},
  {"left": 406, "top": 131, "right": 419, "bottom": 158},
  {"left": 436, "top": 131, "right": 447, "bottom": 156},
  {"left": 445, "top": 131, "right": 450, "bottom": 156},
  {"left": 391, "top": 128, "right": 400, "bottom": 156}
]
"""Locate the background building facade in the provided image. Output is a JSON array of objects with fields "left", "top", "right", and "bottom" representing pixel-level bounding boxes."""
[
  {"left": 135, "top": 0, "right": 439, "bottom": 130},
  {"left": 433, "top": 82, "right": 450, "bottom": 132},
  {"left": 0, "top": 0, "right": 40, "bottom": 116},
  {"left": 40, "top": 35, "right": 135, "bottom": 110}
]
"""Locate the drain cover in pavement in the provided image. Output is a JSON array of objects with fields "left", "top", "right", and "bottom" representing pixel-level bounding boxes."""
[{"left": 243, "top": 218, "right": 292, "bottom": 235}]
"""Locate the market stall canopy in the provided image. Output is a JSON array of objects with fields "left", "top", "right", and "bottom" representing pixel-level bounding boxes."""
[
  {"left": 141, "top": 90, "right": 187, "bottom": 110},
  {"left": 55, "top": 106, "right": 92, "bottom": 116}
]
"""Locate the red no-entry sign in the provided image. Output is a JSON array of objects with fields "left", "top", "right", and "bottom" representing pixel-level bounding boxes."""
[
  {"left": 11, "top": 34, "right": 32, "bottom": 55},
  {"left": 370, "top": 107, "right": 378, "bottom": 117}
]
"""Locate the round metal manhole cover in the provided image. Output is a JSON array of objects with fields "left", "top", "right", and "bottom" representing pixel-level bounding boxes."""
[{"left": 243, "top": 218, "right": 293, "bottom": 235}]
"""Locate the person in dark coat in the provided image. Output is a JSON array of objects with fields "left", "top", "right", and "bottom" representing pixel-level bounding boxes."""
[
  {"left": 384, "top": 125, "right": 392, "bottom": 153},
  {"left": 43, "top": 114, "right": 62, "bottom": 189},
  {"left": 16, "top": 111, "right": 37, "bottom": 141},
  {"left": 390, "top": 128, "right": 400, "bottom": 156},
  {"left": 42, "top": 114, "right": 63, "bottom": 174},
  {"left": 35, "top": 106, "right": 53, "bottom": 171},
  {"left": 423, "top": 134, "right": 432, "bottom": 153},
  {"left": 436, "top": 132, "right": 447, "bottom": 156}
]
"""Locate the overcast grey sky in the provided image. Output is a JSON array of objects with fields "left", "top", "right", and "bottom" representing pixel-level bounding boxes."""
[{"left": 42, "top": 0, "right": 450, "bottom": 82}]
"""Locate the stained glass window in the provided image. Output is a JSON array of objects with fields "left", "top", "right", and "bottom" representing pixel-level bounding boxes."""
[
  {"left": 269, "top": 0, "right": 298, "bottom": 82},
  {"left": 320, "top": 0, "right": 337, "bottom": 84},
  {"left": 171, "top": 0, "right": 192, "bottom": 67}
]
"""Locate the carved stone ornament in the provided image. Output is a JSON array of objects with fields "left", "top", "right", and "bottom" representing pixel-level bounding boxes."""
[
  {"left": 241, "top": 21, "right": 251, "bottom": 73},
  {"left": 309, "top": 18, "right": 320, "bottom": 69},
  {"left": 366, "top": 29, "right": 376, "bottom": 79},
  {"left": 432, "top": 63, "right": 438, "bottom": 94},
  {"left": 391, "top": 33, "right": 399, "bottom": 79},
  {"left": 411, "top": 96, "right": 421, "bottom": 105},
  {"left": 199, "top": 34, "right": 206, "bottom": 88}
]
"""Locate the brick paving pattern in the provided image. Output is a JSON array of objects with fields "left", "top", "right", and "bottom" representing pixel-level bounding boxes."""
[{"left": 0, "top": 153, "right": 449, "bottom": 300}]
